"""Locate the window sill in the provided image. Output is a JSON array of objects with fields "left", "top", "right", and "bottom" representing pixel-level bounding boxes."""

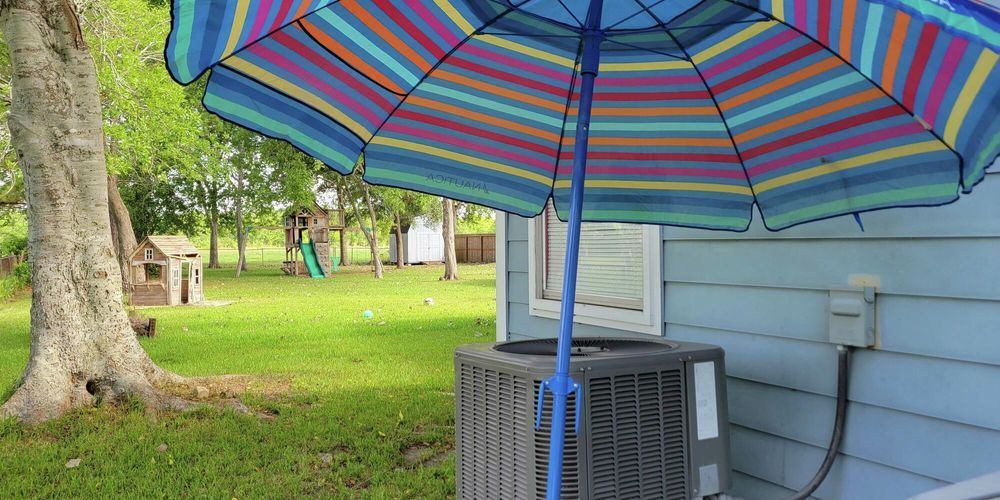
[{"left": 529, "top": 296, "right": 662, "bottom": 336}]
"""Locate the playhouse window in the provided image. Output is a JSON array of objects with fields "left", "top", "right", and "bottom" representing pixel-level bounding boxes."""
[
  {"left": 313, "top": 218, "right": 318, "bottom": 225},
  {"left": 194, "top": 268, "right": 200, "bottom": 285},
  {"left": 144, "top": 249, "right": 153, "bottom": 260},
  {"left": 172, "top": 268, "right": 180, "bottom": 287}
]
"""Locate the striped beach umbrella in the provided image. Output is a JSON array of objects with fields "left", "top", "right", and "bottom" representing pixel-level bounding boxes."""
[{"left": 165, "top": 0, "right": 999, "bottom": 497}]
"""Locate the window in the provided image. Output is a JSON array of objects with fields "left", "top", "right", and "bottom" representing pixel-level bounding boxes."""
[
  {"left": 144, "top": 248, "right": 153, "bottom": 260},
  {"left": 528, "top": 203, "right": 662, "bottom": 335},
  {"left": 171, "top": 268, "right": 180, "bottom": 287},
  {"left": 194, "top": 268, "right": 200, "bottom": 285}
]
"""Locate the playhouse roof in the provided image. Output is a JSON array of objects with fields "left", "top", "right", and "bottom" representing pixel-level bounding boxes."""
[
  {"left": 138, "top": 236, "right": 200, "bottom": 259},
  {"left": 287, "top": 202, "right": 327, "bottom": 217}
]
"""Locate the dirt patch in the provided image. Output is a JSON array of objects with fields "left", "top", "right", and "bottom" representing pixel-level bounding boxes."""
[
  {"left": 132, "top": 300, "right": 233, "bottom": 310},
  {"left": 402, "top": 444, "right": 453, "bottom": 468},
  {"left": 163, "top": 374, "right": 291, "bottom": 399},
  {"left": 193, "top": 300, "right": 234, "bottom": 307}
]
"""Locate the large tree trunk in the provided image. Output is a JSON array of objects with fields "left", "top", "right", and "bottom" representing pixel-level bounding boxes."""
[
  {"left": 394, "top": 213, "right": 404, "bottom": 269},
  {"left": 0, "top": 0, "right": 186, "bottom": 424},
  {"left": 336, "top": 182, "right": 350, "bottom": 266},
  {"left": 107, "top": 173, "right": 138, "bottom": 288},
  {"left": 442, "top": 198, "right": 459, "bottom": 280},
  {"left": 361, "top": 183, "right": 383, "bottom": 278}
]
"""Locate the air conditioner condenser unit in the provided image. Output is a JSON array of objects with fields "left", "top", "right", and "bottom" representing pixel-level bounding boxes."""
[{"left": 455, "top": 337, "right": 730, "bottom": 500}]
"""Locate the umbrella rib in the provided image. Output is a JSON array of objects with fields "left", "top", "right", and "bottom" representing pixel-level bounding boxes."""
[
  {"left": 207, "top": 62, "right": 371, "bottom": 146},
  {"left": 604, "top": 0, "right": 673, "bottom": 31},
  {"left": 295, "top": 20, "right": 408, "bottom": 97},
  {"left": 555, "top": 0, "right": 586, "bottom": 27},
  {"left": 549, "top": 39, "right": 587, "bottom": 205},
  {"left": 360, "top": 7, "right": 518, "bottom": 153},
  {"left": 204, "top": 1, "right": 340, "bottom": 83},
  {"left": 718, "top": 0, "right": 966, "bottom": 183},
  {"left": 643, "top": 2, "right": 760, "bottom": 229},
  {"left": 601, "top": 38, "right": 689, "bottom": 61}
]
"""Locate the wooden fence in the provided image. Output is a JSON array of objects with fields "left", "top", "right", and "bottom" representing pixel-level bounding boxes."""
[
  {"left": 0, "top": 255, "right": 21, "bottom": 277},
  {"left": 454, "top": 233, "right": 496, "bottom": 263}
]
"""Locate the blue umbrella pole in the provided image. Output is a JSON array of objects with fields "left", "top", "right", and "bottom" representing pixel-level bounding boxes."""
[{"left": 540, "top": 2, "right": 604, "bottom": 499}]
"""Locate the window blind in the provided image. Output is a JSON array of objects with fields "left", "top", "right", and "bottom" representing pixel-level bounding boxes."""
[{"left": 543, "top": 203, "right": 644, "bottom": 310}]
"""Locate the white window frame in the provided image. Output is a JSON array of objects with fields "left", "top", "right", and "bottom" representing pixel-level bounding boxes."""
[
  {"left": 144, "top": 248, "right": 154, "bottom": 261},
  {"left": 527, "top": 215, "right": 663, "bottom": 336}
]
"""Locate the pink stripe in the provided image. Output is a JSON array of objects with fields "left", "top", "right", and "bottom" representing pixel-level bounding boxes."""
[
  {"left": 584, "top": 166, "right": 747, "bottom": 179},
  {"left": 795, "top": 1, "right": 808, "bottom": 32},
  {"left": 383, "top": 123, "right": 557, "bottom": 172},
  {"left": 246, "top": 0, "right": 275, "bottom": 42},
  {"left": 248, "top": 45, "right": 383, "bottom": 125},
  {"left": 597, "top": 75, "right": 702, "bottom": 86},
  {"left": 923, "top": 36, "right": 968, "bottom": 128},
  {"left": 267, "top": 1, "right": 294, "bottom": 33},
  {"left": 747, "top": 122, "right": 927, "bottom": 176},
  {"left": 461, "top": 44, "right": 572, "bottom": 83},
  {"left": 409, "top": 0, "right": 461, "bottom": 48},
  {"left": 702, "top": 29, "right": 798, "bottom": 80}
]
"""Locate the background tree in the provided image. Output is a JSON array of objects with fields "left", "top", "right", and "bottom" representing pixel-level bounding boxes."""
[
  {"left": 442, "top": 198, "right": 459, "bottom": 280},
  {"left": 81, "top": 0, "right": 207, "bottom": 287},
  {"left": 0, "top": 25, "right": 23, "bottom": 218},
  {"left": 0, "top": 0, "right": 187, "bottom": 423},
  {"left": 334, "top": 180, "right": 351, "bottom": 266},
  {"left": 377, "top": 187, "right": 436, "bottom": 269},
  {"left": 222, "top": 124, "right": 318, "bottom": 277},
  {"left": 336, "top": 158, "right": 385, "bottom": 278}
]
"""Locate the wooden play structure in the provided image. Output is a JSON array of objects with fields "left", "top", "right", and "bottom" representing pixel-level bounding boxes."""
[
  {"left": 128, "top": 235, "right": 203, "bottom": 306},
  {"left": 283, "top": 203, "right": 344, "bottom": 277}
]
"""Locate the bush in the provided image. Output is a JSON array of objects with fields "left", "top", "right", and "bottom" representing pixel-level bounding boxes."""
[
  {"left": 12, "top": 261, "right": 29, "bottom": 283},
  {"left": 0, "top": 261, "right": 30, "bottom": 301},
  {"left": 0, "top": 234, "right": 27, "bottom": 257},
  {"left": 0, "top": 211, "right": 28, "bottom": 257}
]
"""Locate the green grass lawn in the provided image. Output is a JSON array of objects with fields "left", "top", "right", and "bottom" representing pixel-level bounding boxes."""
[{"left": 0, "top": 262, "right": 496, "bottom": 498}]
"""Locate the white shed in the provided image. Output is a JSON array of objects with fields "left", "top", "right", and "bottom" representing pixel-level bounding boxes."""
[{"left": 389, "top": 216, "right": 444, "bottom": 264}]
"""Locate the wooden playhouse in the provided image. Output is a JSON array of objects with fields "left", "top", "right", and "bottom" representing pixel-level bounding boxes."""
[
  {"left": 128, "top": 236, "right": 203, "bottom": 306},
  {"left": 282, "top": 203, "right": 344, "bottom": 277}
]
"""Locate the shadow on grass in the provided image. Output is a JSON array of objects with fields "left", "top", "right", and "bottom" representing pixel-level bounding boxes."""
[{"left": 0, "top": 383, "right": 459, "bottom": 498}]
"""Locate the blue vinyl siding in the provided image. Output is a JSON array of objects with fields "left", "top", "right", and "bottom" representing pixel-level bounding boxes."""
[{"left": 501, "top": 171, "right": 1000, "bottom": 499}]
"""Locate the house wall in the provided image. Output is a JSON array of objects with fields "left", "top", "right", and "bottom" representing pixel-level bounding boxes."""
[{"left": 499, "top": 172, "right": 1000, "bottom": 499}]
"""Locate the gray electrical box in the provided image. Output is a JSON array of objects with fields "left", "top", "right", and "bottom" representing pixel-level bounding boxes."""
[{"left": 828, "top": 287, "right": 876, "bottom": 347}]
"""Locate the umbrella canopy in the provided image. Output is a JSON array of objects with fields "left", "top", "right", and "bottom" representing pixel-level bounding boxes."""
[
  {"left": 166, "top": 1, "right": 999, "bottom": 498},
  {"left": 167, "top": 0, "right": 998, "bottom": 231}
]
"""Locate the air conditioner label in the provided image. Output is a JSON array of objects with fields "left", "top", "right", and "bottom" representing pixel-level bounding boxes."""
[{"left": 694, "top": 362, "right": 719, "bottom": 441}]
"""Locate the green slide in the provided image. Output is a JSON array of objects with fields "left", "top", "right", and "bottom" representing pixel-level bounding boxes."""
[{"left": 300, "top": 242, "right": 325, "bottom": 278}]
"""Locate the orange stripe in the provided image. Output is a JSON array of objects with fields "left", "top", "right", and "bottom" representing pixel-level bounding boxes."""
[
  {"left": 733, "top": 87, "right": 884, "bottom": 143},
  {"left": 720, "top": 57, "right": 841, "bottom": 111},
  {"left": 564, "top": 136, "right": 733, "bottom": 148},
  {"left": 292, "top": 1, "right": 312, "bottom": 20},
  {"left": 882, "top": 11, "right": 910, "bottom": 93},
  {"left": 341, "top": 0, "right": 431, "bottom": 73},
  {"left": 434, "top": 70, "right": 566, "bottom": 113},
  {"left": 568, "top": 106, "right": 718, "bottom": 117},
  {"left": 299, "top": 20, "right": 406, "bottom": 94},
  {"left": 407, "top": 96, "right": 562, "bottom": 143},
  {"left": 840, "top": 0, "right": 857, "bottom": 60}
]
